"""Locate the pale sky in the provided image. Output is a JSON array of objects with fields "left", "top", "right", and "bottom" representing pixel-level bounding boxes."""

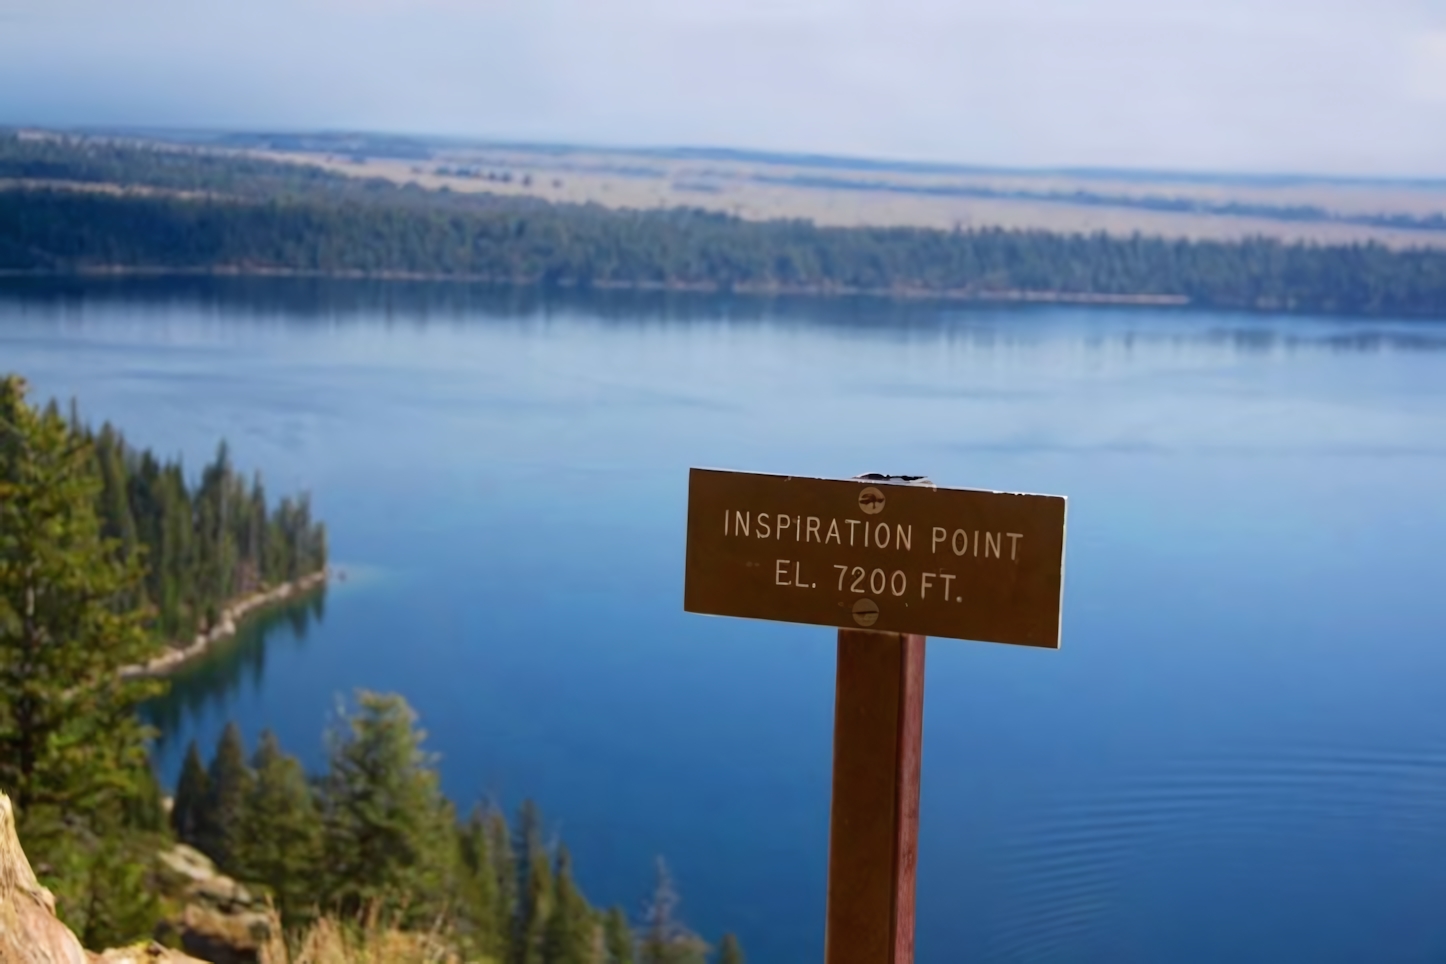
[{"left": 3, "top": 0, "right": 1446, "bottom": 177}]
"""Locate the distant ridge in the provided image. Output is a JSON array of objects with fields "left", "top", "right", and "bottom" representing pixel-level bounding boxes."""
[
  {"left": 57, "top": 125, "right": 1446, "bottom": 191},
  {"left": 4, "top": 127, "right": 1443, "bottom": 317}
]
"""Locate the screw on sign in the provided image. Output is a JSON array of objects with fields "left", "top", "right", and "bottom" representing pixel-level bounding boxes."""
[
  {"left": 683, "top": 468, "right": 1067, "bottom": 964},
  {"left": 858, "top": 485, "right": 886, "bottom": 515},
  {"left": 851, "top": 597, "right": 880, "bottom": 627}
]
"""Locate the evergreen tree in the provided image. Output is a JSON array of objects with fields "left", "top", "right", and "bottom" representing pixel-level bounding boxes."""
[
  {"left": 603, "top": 907, "right": 635, "bottom": 964},
  {"left": 125, "top": 761, "right": 168, "bottom": 836},
  {"left": 153, "top": 464, "right": 192, "bottom": 639},
  {"left": 489, "top": 805, "right": 519, "bottom": 960},
  {"left": 233, "top": 729, "right": 323, "bottom": 927},
  {"left": 242, "top": 472, "right": 266, "bottom": 593},
  {"left": 458, "top": 804, "right": 507, "bottom": 962},
  {"left": 716, "top": 934, "right": 744, "bottom": 964},
  {"left": 76, "top": 821, "right": 162, "bottom": 950},
  {"left": 61, "top": 413, "right": 327, "bottom": 650},
  {"left": 543, "top": 845, "right": 595, "bottom": 964},
  {"left": 0, "top": 373, "right": 163, "bottom": 813},
  {"left": 0, "top": 374, "right": 166, "bottom": 941},
  {"left": 171, "top": 739, "right": 209, "bottom": 845},
  {"left": 93, "top": 424, "right": 140, "bottom": 579},
  {"left": 317, "top": 690, "right": 457, "bottom": 926},
  {"left": 196, "top": 721, "right": 253, "bottom": 872},
  {"left": 512, "top": 799, "right": 553, "bottom": 964},
  {"left": 638, "top": 860, "right": 707, "bottom": 964},
  {"left": 7, "top": 157, "right": 1446, "bottom": 319}
]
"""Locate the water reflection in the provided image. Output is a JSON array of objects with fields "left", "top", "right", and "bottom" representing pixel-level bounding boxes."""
[
  {"left": 5, "top": 276, "right": 1446, "bottom": 964},
  {"left": 141, "top": 587, "right": 327, "bottom": 754},
  {"left": 3, "top": 275, "right": 1445, "bottom": 355}
]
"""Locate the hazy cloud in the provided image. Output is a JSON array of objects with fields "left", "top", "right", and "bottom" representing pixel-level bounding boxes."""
[
  {"left": 1409, "top": 30, "right": 1446, "bottom": 102},
  {"left": 0, "top": 0, "right": 1443, "bottom": 176}
]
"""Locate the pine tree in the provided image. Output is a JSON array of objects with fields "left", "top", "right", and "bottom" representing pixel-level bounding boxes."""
[
  {"left": 318, "top": 690, "right": 457, "bottom": 926},
  {"left": 196, "top": 721, "right": 253, "bottom": 872},
  {"left": 242, "top": 472, "right": 266, "bottom": 593},
  {"left": 716, "top": 934, "right": 744, "bottom": 964},
  {"left": 171, "top": 739, "right": 209, "bottom": 845},
  {"left": 63, "top": 410, "right": 327, "bottom": 649},
  {"left": 0, "top": 374, "right": 163, "bottom": 813},
  {"left": 638, "top": 860, "right": 707, "bottom": 964},
  {"left": 543, "top": 845, "right": 595, "bottom": 964},
  {"left": 76, "top": 820, "right": 162, "bottom": 950},
  {"left": 233, "top": 729, "right": 323, "bottom": 927},
  {"left": 93, "top": 424, "right": 140, "bottom": 581},
  {"left": 0, "top": 374, "right": 166, "bottom": 939},
  {"left": 513, "top": 799, "right": 553, "bottom": 964},
  {"left": 125, "top": 761, "right": 168, "bottom": 835},
  {"left": 489, "top": 806, "right": 519, "bottom": 961},
  {"left": 458, "top": 804, "right": 506, "bottom": 961},
  {"left": 603, "top": 907, "right": 635, "bottom": 964}
]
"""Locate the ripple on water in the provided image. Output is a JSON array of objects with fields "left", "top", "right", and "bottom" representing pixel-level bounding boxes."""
[{"left": 974, "top": 743, "right": 1446, "bottom": 962}]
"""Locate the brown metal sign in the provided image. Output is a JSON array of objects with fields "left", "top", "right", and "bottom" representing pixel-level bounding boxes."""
[{"left": 684, "top": 468, "right": 1067, "bottom": 647}]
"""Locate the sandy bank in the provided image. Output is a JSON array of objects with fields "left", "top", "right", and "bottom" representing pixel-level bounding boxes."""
[{"left": 119, "top": 567, "right": 331, "bottom": 680}]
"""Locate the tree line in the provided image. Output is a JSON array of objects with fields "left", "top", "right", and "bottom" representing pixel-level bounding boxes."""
[
  {"left": 0, "top": 373, "right": 743, "bottom": 959},
  {"left": 1, "top": 133, "right": 1445, "bottom": 317},
  {"left": 0, "top": 131, "right": 531, "bottom": 211},
  {"left": 0, "top": 130, "right": 366, "bottom": 200},
  {"left": 173, "top": 699, "right": 743, "bottom": 964},
  {"left": 83, "top": 419, "right": 327, "bottom": 644},
  {"left": 1, "top": 373, "right": 175, "bottom": 946},
  {"left": 3, "top": 186, "right": 1445, "bottom": 318}
]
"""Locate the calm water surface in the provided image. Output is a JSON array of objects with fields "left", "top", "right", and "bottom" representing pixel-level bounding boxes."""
[{"left": 3, "top": 279, "right": 1446, "bottom": 963}]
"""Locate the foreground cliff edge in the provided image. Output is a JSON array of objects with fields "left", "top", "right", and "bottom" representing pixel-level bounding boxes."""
[{"left": 0, "top": 791, "right": 206, "bottom": 963}]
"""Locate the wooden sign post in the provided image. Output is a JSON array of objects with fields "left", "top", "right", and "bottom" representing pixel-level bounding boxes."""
[{"left": 684, "top": 468, "right": 1067, "bottom": 964}]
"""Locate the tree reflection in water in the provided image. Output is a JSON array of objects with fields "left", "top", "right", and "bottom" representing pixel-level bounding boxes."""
[{"left": 141, "top": 586, "right": 327, "bottom": 755}]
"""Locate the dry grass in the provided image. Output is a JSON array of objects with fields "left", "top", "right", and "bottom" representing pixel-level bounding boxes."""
[
  {"left": 18, "top": 128, "right": 1446, "bottom": 249},
  {"left": 248, "top": 147, "right": 1446, "bottom": 251},
  {"left": 258, "top": 904, "right": 470, "bottom": 964}
]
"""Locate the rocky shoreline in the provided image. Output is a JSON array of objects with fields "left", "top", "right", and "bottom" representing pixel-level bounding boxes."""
[{"left": 119, "top": 567, "right": 331, "bottom": 680}]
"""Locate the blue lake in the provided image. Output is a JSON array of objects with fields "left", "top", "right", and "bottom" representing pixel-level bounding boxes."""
[{"left": 3, "top": 278, "right": 1446, "bottom": 963}]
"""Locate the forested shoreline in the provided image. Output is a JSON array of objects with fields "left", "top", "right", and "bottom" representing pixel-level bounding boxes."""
[
  {"left": 170, "top": 704, "right": 739, "bottom": 964},
  {"left": 0, "top": 374, "right": 743, "bottom": 960},
  {"left": 82, "top": 418, "right": 327, "bottom": 649},
  {"left": 2, "top": 134, "right": 1445, "bottom": 318}
]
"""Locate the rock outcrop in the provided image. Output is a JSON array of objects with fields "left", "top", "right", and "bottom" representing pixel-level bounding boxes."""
[
  {"left": 0, "top": 791, "right": 218, "bottom": 964},
  {"left": 0, "top": 791, "right": 89, "bottom": 964},
  {"left": 153, "top": 846, "right": 272, "bottom": 964}
]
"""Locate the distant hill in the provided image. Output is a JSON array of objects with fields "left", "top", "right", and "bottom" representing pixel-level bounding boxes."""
[
  {"left": 66, "top": 125, "right": 1446, "bottom": 188},
  {"left": 2, "top": 129, "right": 1444, "bottom": 318}
]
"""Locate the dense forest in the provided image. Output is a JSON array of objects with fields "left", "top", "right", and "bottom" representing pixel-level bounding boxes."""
[
  {"left": 84, "top": 419, "right": 327, "bottom": 645},
  {"left": 2, "top": 133, "right": 1445, "bottom": 318},
  {"left": 0, "top": 131, "right": 537, "bottom": 210},
  {"left": 0, "top": 131, "right": 376, "bottom": 200},
  {"left": 0, "top": 374, "right": 741, "bottom": 959},
  {"left": 171, "top": 704, "right": 739, "bottom": 964}
]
